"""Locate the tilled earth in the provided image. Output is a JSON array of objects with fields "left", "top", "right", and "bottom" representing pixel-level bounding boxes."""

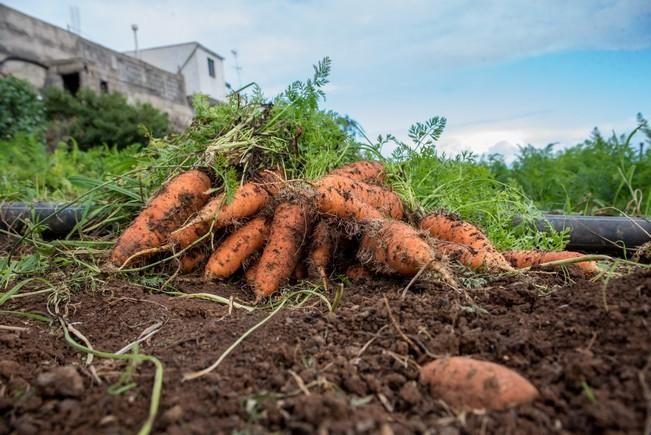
[{"left": 1, "top": 269, "right": 650, "bottom": 434}]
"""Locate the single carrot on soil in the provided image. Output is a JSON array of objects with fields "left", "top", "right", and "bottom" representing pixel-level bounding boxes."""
[
  {"left": 502, "top": 250, "right": 599, "bottom": 273},
  {"left": 170, "top": 182, "right": 270, "bottom": 249},
  {"left": 252, "top": 202, "right": 308, "bottom": 298},
  {"left": 110, "top": 169, "right": 211, "bottom": 267},
  {"left": 420, "top": 211, "right": 513, "bottom": 272},
  {"left": 419, "top": 356, "right": 539, "bottom": 411},
  {"left": 204, "top": 216, "right": 270, "bottom": 280}
]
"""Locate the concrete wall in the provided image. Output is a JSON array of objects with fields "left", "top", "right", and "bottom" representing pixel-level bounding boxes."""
[
  {"left": 0, "top": 4, "right": 193, "bottom": 129},
  {"left": 127, "top": 43, "right": 227, "bottom": 102},
  {"left": 192, "top": 46, "right": 226, "bottom": 101},
  {"left": 127, "top": 43, "right": 195, "bottom": 75}
]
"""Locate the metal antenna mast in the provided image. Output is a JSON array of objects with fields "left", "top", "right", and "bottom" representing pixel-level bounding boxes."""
[
  {"left": 231, "top": 49, "right": 242, "bottom": 89},
  {"left": 68, "top": 6, "right": 81, "bottom": 34},
  {"left": 131, "top": 24, "right": 139, "bottom": 58}
]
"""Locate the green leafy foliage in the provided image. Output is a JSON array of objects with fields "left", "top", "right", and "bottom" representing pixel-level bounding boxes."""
[
  {"left": 144, "top": 56, "right": 359, "bottom": 191},
  {"left": 0, "top": 134, "right": 141, "bottom": 201},
  {"left": 44, "top": 87, "right": 170, "bottom": 150},
  {"left": 378, "top": 120, "right": 567, "bottom": 251},
  {"left": 484, "top": 114, "right": 651, "bottom": 215},
  {"left": 0, "top": 76, "right": 46, "bottom": 139}
]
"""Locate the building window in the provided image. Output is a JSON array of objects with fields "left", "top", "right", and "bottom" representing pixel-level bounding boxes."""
[
  {"left": 61, "top": 72, "right": 80, "bottom": 95},
  {"left": 207, "top": 57, "right": 215, "bottom": 78},
  {"left": 100, "top": 80, "right": 109, "bottom": 93}
]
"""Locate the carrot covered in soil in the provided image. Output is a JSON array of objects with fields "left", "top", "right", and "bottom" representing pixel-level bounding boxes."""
[
  {"left": 170, "top": 182, "right": 270, "bottom": 249},
  {"left": 315, "top": 185, "right": 384, "bottom": 221},
  {"left": 252, "top": 202, "right": 308, "bottom": 298},
  {"left": 344, "top": 263, "right": 371, "bottom": 281},
  {"left": 318, "top": 175, "right": 404, "bottom": 220},
  {"left": 420, "top": 357, "right": 539, "bottom": 411},
  {"left": 110, "top": 169, "right": 212, "bottom": 267},
  {"left": 420, "top": 212, "right": 513, "bottom": 272},
  {"left": 292, "top": 261, "right": 308, "bottom": 281},
  {"left": 328, "top": 160, "right": 385, "bottom": 184},
  {"left": 179, "top": 248, "right": 208, "bottom": 273},
  {"left": 204, "top": 216, "right": 270, "bottom": 280},
  {"left": 502, "top": 250, "right": 599, "bottom": 273},
  {"left": 359, "top": 219, "right": 456, "bottom": 286},
  {"left": 243, "top": 259, "right": 260, "bottom": 285},
  {"left": 308, "top": 221, "right": 335, "bottom": 284}
]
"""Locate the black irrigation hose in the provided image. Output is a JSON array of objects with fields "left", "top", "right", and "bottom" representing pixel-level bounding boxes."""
[
  {"left": 523, "top": 214, "right": 651, "bottom": 253},
  {"left": 0, "top": 202, "right": 91, "bottom": 236},
  {"left": 1, "top": 203, "right": 650, "bottom": 254}
]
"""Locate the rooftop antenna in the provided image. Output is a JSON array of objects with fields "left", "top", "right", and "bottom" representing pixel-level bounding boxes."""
[
  {"left": 231, "top": 49, "right": 242, "bottom": 89},
  {"left": 131, "top": 24, "right": 139, "bottom": 58},
  {"left": 68, "top": 6, "right": 81, "bottom": 34}
]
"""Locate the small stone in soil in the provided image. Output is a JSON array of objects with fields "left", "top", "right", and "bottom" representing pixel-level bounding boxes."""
[
  {"left": 36, "top": 366, "right": 84, "bottom": 398},
  {"left": 161, "top": 405, "right": 184, "bottom": 426},
  {"left": 398, "top": 381, "right": 422, "bottom": 405}
]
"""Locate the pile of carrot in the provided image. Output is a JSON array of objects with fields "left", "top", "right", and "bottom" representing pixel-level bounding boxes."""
[{"left": 110, "top": 160, "right": 599, "bottom": 301}]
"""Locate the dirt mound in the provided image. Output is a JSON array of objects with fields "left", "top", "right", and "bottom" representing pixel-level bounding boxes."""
[{"left": 1, "top": 270, "right": 650, "bottom": 434}]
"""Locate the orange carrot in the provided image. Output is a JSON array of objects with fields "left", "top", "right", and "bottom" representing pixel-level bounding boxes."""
[
  {"left": 315, "top": 184, "right": 383, "bottom": 221},
  {"left": 420, "top": 357, "right": 539, "bottom": 411},
  {"left": 344, "top": 263, "right": 371, "bottom": 281},
  {"left": 170, "top": 182, "right": 269, "bottom": 249},
  {"left": 318, "top": 175, "right": 403, "bottom": 220},
  {"left": 420, "top": 212, "right": 513, "bottom": 272},
  {"left": 252, "top": 203, "right": 308, "bottom": 298},
  {"left": 254, "top": 169, "right": 285, "bottom": 195},
  {"left": 204, "top": 216, "right": 270, "bottom": 280},
  {"left": 502, "top": 250, "right": 599, "bottom": 273},
  {"left": 179, "top": 249, "right": 208, "bottom": 273},
  {"left": 359, "top": 219, "right": 456, "bottom": 285},
  {"left": 110, "top": 169, "right": 211, "bottom": 267},
  {"left": 244, "top": 259, "right": 260, "bottom": 285},
  {"left": 308, "top": 221, "right": 334, "bottom": 282},
  {"left": 292, "top": 260, "right": 308, "bottom": 281},
  {"left": 329, "top": 160, "right": 385, "bottom": 184}
]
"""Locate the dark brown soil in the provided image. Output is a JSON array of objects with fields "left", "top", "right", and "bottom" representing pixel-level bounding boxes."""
[{"left": 1, "top": 270, "right": 650, "bottom": 434}]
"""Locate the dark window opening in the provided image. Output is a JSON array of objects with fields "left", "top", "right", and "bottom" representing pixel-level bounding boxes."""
[
  {"left": 100, "top": 80, "right": 109, "bottom": 93},
  {"left": 207, "top": 57, "right": 215, "bottom": 78},
  {"left": 61, "top": 72, "right": 80, "bottom": 95}
]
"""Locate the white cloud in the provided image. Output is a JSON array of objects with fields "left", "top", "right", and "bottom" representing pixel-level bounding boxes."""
[
  {"left": 5, "top": 0, "right": 648, "bottom": 157},
  {"left": 9, "top": 0, "right": 650, "bottom": 87}
]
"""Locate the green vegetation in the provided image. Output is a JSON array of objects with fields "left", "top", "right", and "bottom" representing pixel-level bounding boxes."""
[
  {"left": 381, "top": 129, "right": 566, "bottom": 251},
  {"left": 0, "top": 76, "right": 46, "bottom": 139},
  {"left": 484, "top": 114, "right": 651, "bottom": 216},
  {"left": 2, "top": 59, "right": 647, "bottom": 435},
  {"left": 44, "top": 87, "right": 169, "bottom": 150},
  {"left": 0, "top": 134, "right": 140, "bottom": 201}
]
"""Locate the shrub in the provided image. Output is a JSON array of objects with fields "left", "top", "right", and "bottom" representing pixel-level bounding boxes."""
[
  {"left": 484, "top": 116, "right": 651, "bottom": 215},
  {"left": 0, "top": 76, "right": 46, "bottom": 139},
  {"left": 44, "top": 87, "right": 170, "bottom": 150},
  {"left": 0, "top": 133, "right": 142, "bottom": 201}
]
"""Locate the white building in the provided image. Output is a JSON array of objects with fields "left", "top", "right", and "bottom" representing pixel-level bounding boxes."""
[{"left": 126, "top": 42, "right": 227, "bottom": 103}]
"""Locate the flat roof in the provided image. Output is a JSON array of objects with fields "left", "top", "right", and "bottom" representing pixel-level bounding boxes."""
[{"left": 133, "top": 41, "right": 225, "bottom": 61}]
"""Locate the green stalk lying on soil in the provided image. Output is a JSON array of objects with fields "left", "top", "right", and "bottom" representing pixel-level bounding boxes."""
[{"left": 58, "top": 318, "right": 164, "bottom": 435}]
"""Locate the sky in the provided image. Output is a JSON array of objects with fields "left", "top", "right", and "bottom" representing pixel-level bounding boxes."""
[{"left": 6, "top": 0, "right": 651, "bottom": 160}]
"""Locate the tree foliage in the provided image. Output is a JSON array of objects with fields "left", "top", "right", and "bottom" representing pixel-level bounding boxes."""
[
  {"left": 44, "top": 87, "right": 170, "bottom": 150},
  {"left": 0, "top": 76, "right": 46, "bottom": 139},
  {"left": 484, "top": 115, "right": 651, "bottom": 215}
]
